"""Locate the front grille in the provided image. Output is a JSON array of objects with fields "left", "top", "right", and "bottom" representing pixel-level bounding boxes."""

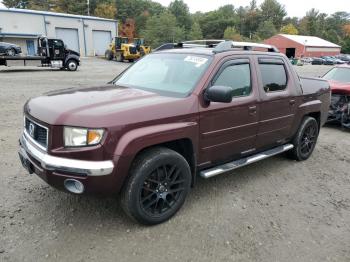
[
  {"left": 129, "top": 46, "right": 137, "bottom": 54},
  {"left": 25, "top": 117, "right": 48, "bottom": 149}
]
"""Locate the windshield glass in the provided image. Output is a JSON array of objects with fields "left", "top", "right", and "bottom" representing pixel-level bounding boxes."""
[
  {"left": 114, "top": 53, "right": 212, "bottom": 97},
  {"left": 323, "top": 68, "right": 350, "bottom": 83}
]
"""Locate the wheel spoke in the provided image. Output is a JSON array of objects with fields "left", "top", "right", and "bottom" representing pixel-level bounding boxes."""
[
  {"left": 141, "top": 192, "right": 156, "bottom": 203},
  {"left": 169, "top": 187, "right": 185, "bottom": 193},
  {"left": 142, "top": 186, "right": 155, "bottom": 193},
  {"left": 144, "top": 198, "right": 158, "bottom": 209},
  {"left": 171, "top": 179, "right": 185, "bottom": 186},
  {"left": 171, "top": 169, "right": 180, "bottom": 183}
]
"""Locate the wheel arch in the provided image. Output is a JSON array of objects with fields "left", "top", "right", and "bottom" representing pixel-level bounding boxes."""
[{"left": 114, "top": 123, "right": 199, "bottom": 187}]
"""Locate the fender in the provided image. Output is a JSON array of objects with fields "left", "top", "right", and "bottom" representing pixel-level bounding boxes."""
[
  {"left": 114, "top": 122, "right": 199, "bottom": 157},
  {"left": 290, "top": 99, "right": 322, "bottom": 138},
  {"left": 64, "top": 54, "right": 80, "bottom": 65},
  {"left": 298, "top": 99, "right": 322, "bottom": 113}
]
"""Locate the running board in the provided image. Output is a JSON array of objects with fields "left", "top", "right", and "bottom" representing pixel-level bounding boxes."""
[{"left": 200, "top": 144, "right": 294, "bottom": 179}]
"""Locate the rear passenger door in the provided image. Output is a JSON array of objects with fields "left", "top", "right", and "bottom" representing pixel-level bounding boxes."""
[
  {"left": 199, "top": 58, "right": 259, "bottom": 166},
  {"left": 255, "top": 57, "right": 298, "bottom": 149}
]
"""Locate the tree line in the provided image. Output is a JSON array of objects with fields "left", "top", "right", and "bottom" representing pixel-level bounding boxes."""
[{"left": 3, "top": 0, "right": 350, "bottom": 53}]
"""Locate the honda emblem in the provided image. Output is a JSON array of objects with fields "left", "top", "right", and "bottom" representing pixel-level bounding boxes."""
[{"left": 28, "top": 123, "right": 35, "bottom": 137}]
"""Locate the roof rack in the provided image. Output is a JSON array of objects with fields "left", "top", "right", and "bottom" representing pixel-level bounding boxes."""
[
  {"left": 153, "top": 39, "right": 279, "bottom": 53},
  {"left": 213, "top": 41, "right": 279, "bottom": 53}
]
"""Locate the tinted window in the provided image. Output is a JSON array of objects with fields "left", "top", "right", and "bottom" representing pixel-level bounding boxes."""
[
  {"left": 323, "top": 68, "right": 350, "bottom": 83},
  {"left": 260, "top": 64, "right": 287, "bottom": 92},
  {"left": 213, "top": 63, "right": 251, "bottom": 97}
]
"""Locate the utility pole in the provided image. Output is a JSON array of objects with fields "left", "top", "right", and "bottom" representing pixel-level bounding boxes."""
[{"left": 87, "top": 0, "right": 90, "bottom": 16}]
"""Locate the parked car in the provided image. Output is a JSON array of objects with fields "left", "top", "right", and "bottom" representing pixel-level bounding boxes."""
[
  {"left": 323, "top": 65, "right": 350, "bottom": 128},
  {"left": 18, "top": 41, "right": 331, "bottom": 225},
  {"left": 329, "top": 56, "right": 346, "bottom": 64},
  {"left": 336, "top": 54, "right": 350, "bottom": 63},
  {"left": 321, "top": 56, "right": 336, "bottom": 65},
  {"left": 301, "top": 57, "right": 313, "bottom": 64},
  {"left": 312, "top": 57, "right": 324, "bottom": 65},
  {"left": 0, "top": 42, "right": 22, "bottom": 56}
]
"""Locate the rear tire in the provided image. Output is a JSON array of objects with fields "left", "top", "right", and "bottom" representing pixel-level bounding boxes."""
[
  {"left": 105, "top": 50, "right": 113, "bottom": 60},
  {"left": 120, "top": 147, "right": 192, "bottom": 225},
  {"left": 288, "top": 117, "right": 319, "bottom": 161}
]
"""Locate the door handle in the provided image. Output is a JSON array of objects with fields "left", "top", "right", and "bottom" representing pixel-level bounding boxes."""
[
  {"left": 289, "top": 99, "right": 296, "bottom": 106},
  {"left": 249, "top": 106, "right": 257, "bottom": 115}
]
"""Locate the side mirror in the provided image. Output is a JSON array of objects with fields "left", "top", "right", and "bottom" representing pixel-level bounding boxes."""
[
  {"left": 205, "top": 85, "right": 233, "bottom": 103},
  {"left": 64, "top": 44, "right": 67, "bottom": 49}
]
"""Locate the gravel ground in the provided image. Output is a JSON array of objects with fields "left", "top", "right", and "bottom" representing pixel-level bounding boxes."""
[{"left": 0, "top": 59, "right": 349, "bottom": 262}]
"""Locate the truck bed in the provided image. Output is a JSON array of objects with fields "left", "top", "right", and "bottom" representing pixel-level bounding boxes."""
[
  {"left": 300, "top": 77, "right": 330, "bottom": 95},
  {"left": 0, "top": 55, "right": 46, "bottom": 61}
]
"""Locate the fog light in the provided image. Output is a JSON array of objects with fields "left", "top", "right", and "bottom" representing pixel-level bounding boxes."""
[{"left": 64, "top": 179, "right": 84, "bottom": 194}]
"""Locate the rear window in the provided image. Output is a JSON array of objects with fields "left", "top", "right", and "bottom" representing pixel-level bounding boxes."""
[{"left": 259, "top": 64, "right": 287, "bottom": 92}]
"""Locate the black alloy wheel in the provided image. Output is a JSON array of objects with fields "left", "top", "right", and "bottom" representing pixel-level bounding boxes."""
[
  {"left": 120, "top": 147, "right": 191, "bottom": 225},
  {"left": 141, "top": 164, "right": 186, "bottom": 217},
  {"left": 288, "top": 117, "right": 319, "bottom": 161}
]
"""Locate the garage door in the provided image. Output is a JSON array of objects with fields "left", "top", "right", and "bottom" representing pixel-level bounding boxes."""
[
  {"left": 93, "top": 30, "right": 112, "bottom": 56},
  {"left": 55, "top": 28, "right": 80, "bottom": 53}
]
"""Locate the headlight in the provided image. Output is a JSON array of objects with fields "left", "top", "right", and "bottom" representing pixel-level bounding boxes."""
[{"left": 64, "top": 127, "right": 104, "bottom": 147}]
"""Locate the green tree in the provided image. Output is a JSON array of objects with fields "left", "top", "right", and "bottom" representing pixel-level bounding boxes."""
[
  {"left": 224, "top": 26, "right": 242, "bottom": 41},
  {"left": 257, "top": 19, "right": 277, "bottom": 39},
  {"left": 168, "top": 0, "right": 192, "bottom": 31},
  {"left": 188, "top": 22, "right": 203, "bottom": 40},
  {"left": 260, "top": 0, "right": 286, "bottom": 30},
  {"left": 93, "top": 2, "right": 116, "bottom": 19},
  {"left": 280, "top": 23, "right": 298, "bottom": 35},
  {"left": 2, "top": 0, "right": 29, "bottom": 8},
  {"left": 141, "top": 11, "right": 185, "bottom": 48},
  {"left": 244, "top": 0, "right": 260, "bottom": 39},
  {"left": 198, "top": 5, "right": 237, "bottom": 39}
]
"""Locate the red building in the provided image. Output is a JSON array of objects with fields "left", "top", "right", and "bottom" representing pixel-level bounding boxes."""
[{"left": 264, "top": 34, "right": 341, "bottom": 58}]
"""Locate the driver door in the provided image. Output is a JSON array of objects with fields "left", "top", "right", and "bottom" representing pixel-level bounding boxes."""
[
  {"left": 48, "top": 39, "right": 65, "bottom": 60},
  {"left": 199, "top": 57, "right": 259, "bottom": 167}
]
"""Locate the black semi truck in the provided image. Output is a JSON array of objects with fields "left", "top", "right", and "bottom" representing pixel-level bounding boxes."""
[{"left": 0, "top": 37, "right": 80, "bottom": 71}]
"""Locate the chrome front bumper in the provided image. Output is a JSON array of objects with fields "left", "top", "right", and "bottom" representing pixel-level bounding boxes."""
[{"left": 19, "top": 133, "right": 114, "bottom": 176}]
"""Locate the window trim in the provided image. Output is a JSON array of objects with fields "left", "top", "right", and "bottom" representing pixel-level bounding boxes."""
[
  {"left": 258, "top": 59, "right": 289, "bottom": 93},
  {"left": 210, "top": 58, "right": 253, "bottom": 98}
]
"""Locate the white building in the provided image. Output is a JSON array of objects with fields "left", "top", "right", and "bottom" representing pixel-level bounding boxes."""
[{"left": 0, "top": 8, "right": 118, "bottom": 56}]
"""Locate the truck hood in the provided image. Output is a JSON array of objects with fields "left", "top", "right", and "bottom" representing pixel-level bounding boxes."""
[
  {"left": 328, "top": 80, "right": 350, "bottom": 95},
  {"left": 25, "top": 85, "right": 195, "bottom": 127}
]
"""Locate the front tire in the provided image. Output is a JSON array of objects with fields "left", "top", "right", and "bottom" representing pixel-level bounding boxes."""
[
  {"left": 288, "top": 117, "right": 319, "bottom": 161},
  {"left": 6, "top": 48, "right": 16, "bottom": 56},
  {"left": 120, "top": 147, "right": 192, "bottom": 225},
  {"left": 66, "top": 59, "right": 78, "bottom": 71},
  {"left": 116, "top": 52, "right": 124, "bottom": 62}
]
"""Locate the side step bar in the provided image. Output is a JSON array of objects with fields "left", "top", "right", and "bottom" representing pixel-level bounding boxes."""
[{"left": 200, "top": 144, "right": 294, "bottom": 179}]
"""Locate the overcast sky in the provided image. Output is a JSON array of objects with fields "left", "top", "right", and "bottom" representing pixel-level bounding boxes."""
[
  {"left": 0, "top": 0, "right": 349, "bottom": 17},
  {"left": 154, "top": 0, "right": 349, "bottom": 17}
]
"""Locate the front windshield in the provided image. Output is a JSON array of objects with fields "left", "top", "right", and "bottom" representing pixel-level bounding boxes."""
[
  {"left": 114, "top": 53, "right": 212, "bottom": 97},
  {"left": 323, "top": 68, "right": 350, "bottom": 83}
]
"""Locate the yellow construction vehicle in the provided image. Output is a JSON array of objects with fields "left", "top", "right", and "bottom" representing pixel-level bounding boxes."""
[
  {"left": 134, "top": 38, "right": 151, "bottom": 56},
  {"left": 105, "top": 37, "right": 151, "bottom": 62}
]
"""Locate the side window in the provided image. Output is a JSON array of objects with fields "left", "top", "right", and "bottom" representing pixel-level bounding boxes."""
[
  {"left": 259, "top": 63, "right": 287, "bottom": 92},
  {"left": 213, "top": 63, "right": 251, "bottom": 97}
]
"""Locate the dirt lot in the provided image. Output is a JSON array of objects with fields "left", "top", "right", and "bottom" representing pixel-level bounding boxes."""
[{"left": 0, "top": 59, "right": 349, "bottom": 262}]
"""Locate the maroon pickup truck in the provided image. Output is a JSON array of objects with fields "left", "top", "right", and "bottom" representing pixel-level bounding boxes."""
[{"left": 18, "top": 41, "right": 330, "bottom": 225}]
